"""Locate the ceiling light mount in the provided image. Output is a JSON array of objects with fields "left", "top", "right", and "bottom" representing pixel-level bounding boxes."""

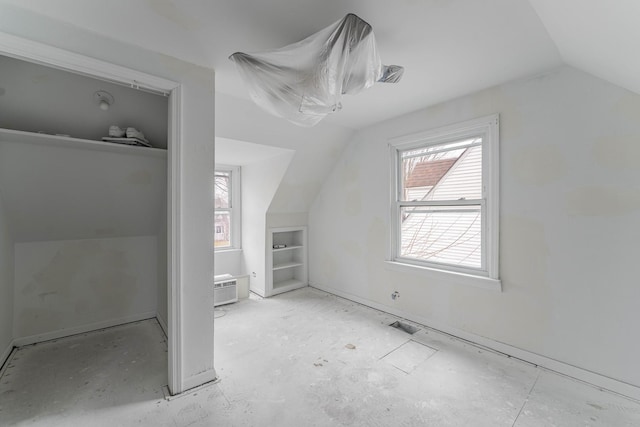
[{"left": 94, "top": 90, "right": 114, "bottom": 111}]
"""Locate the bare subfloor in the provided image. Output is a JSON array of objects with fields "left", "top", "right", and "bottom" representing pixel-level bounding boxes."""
[{"left": 1, "top": 287, "right": 639, "bottom": 426}]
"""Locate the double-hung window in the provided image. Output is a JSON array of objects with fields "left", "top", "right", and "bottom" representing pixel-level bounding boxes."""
[
  {"left": 215, "top": 165, "right": 241, "bottom": 250},
  {"left": 389, "top": 114, "right": 500, "bottom": 288}
]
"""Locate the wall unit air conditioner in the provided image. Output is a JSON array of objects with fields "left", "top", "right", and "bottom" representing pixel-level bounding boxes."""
[{"left": 214, "top": 274, "right": 238, "bottom": 307}]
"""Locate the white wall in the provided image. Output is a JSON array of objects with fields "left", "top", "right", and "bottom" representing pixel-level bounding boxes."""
[
  {"left": 214, "top": 250, "right": 242, "bottom": 277},
  {"left": 216, "top": 92, "right": 354, "bottom": 221},
  {"left": 309, "top": 66, "right": 640, "bottom": 389},
  {"left": 241, "top": 153, "right": 294, "bottom": 296},
  {"left": 215, "top": 93, "right": 354, "bottom": 292},
  {"left": 0, "top": 191, "right": 14, "bottom": 363},
  {"left": 1, "top": 9, "right": 215, "bottom": 391},
  {"left": 14, "top": 236, "right": 157, "bottom": 341}
]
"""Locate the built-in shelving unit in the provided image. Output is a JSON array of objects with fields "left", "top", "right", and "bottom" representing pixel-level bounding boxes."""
[
  {"left": 267, "top": 226, "right": 307, "bottom": 296},
  {"left": 0, "top": 128, "right": 167, "bottom": 158}
]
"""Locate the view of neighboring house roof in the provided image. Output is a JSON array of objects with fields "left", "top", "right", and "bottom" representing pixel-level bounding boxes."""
[{"left": 405, "top": 158, "right": 457, "bottom": 188}]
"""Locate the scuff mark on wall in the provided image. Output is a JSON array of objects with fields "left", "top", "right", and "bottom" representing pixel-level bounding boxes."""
[
  {"left": 145, "top": 0, "right": 202, "bottom": 31},
  {"left": 512, "top": 144, "right": 568, "bottom": 185},
  {"left": 593, "top": 136, "right": 640, "bottom": 172},
  {"left": 450, "top": 215, "right": 552, "bottom": 351},
  {"left": 344, "top": 190, "right": 362, "bottom": 216},
  {"left": 320, "top": 251, "right": 338, "bottom": 283},
  {"left": 566, "top": 186, "right": 640, "bottom": 216},
  {"left": 340, "top": 239, "right": 363, "bottom": 259},
  {"left": 126, "top": 170, "right": 153, "bottom": 186},
  {"left": 612, "top": 93, "right": 640, "bottom": 122},
  {"left": 22, "top": 240, "right": 100, "bottom": 297},
  {"left": 14, "top": 236, "right": 157, "bottom": 338}
]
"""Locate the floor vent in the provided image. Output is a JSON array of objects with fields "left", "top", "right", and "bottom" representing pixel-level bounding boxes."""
[{"left": 389, "top": 321, "right": 420, "bottom": 335}]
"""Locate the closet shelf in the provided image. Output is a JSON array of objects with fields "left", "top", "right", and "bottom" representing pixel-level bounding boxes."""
[{"left": 0, "top": 128, "right": 167, "bottom": 158}]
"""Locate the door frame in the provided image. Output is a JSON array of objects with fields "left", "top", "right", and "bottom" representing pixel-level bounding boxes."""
[{"left": 0, "top": 32, "right": 185, "bottom": 394}]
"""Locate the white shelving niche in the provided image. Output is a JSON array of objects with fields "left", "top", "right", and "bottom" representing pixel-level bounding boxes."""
[{"left": 267, "top": 226, "right": 308, "bottom": 296}]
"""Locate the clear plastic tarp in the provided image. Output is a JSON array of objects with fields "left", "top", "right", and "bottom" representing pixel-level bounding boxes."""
[{"left": 229, "top": 13, "right": 404, "bottom": 127}]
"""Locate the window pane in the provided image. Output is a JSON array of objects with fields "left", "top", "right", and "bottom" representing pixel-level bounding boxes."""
[
  {"left": 215, "top": 211, "right": 231, "bottom": 248},
  {"left": 215, "top": 171, "right": 230, "bottom": 208},
  {"left": 400, "top": 205, "right": 481, "bottom": 269},
  {"left": 401, "top": 140, "right": 482, "bottom": 202}
]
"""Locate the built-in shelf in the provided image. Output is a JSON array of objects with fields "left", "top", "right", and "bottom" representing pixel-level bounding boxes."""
[
  {"left": 273, "top": 279, "right": 305, "bottom": 290},
  {"left": 0, "top": 128, "right": 167, "bottom": 158},
  {"left": 266, "top": 226, "right": 308, "bottom": 297},
  {"left": 272, "top": 245, "right": 304, "bottom": 252},
  {"left": 272, "top": 261, "right": 304, "bottom": 271}
]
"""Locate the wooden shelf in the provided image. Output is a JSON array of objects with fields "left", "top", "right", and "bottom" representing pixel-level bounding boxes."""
[{"left": 0, "top": 128, "right": 167, "bottom": 158}]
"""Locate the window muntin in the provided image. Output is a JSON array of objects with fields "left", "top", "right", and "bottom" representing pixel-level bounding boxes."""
[
  {"left": 215, "top": 166, "right": 240, "bottom": 250},
  {"left": 390, "top": 115, "right": 499, "bottom": 279}
]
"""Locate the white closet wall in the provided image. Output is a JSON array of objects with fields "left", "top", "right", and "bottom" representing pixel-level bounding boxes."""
[
  {"left": 0, "top": 132, "right": 168, "bottom": 345},
  {"left": 0, "top": 190, "right": 14, "bottom": 360}
]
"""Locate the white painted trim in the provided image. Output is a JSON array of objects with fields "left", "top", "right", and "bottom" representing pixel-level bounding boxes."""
[
  {"left": 182, "top": 370, "right": 218, "bottom": 393},
  {"left": 13, "top": 312, "right": 156, "bottom": 347},
  {"left": 388, "top": 114, "right": 500, "bottom": 281},
  {"left": 310, "top": 283, "right": 640, "bottom": 402},
  {"left": 0, "top": 32, "right": 184, "bottom": 396},
  {"left": 0, "top": 339, "right": 16, "bottom": 370},
  {"left": 156, "top": 314, "right": 168, "bottom": 338},
  {"left": 214, "top": 164, "right": 242, "bottom": 250},
  {"left": 167, "top": 85, "right": 184, "bottom": 395},
  {"left": 0, "top": 32, "right": 176, "bottom": 94},
  {"left": 384, "top": 261, "right": 501, "bottom": 291}
]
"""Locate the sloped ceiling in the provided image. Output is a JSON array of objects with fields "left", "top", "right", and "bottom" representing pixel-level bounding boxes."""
[
  {"left": 2, "top": 1, "right": 637, "bottom": 130},
  {"left": 529, "top": 0, "right": 640, "bottom": 96},
  {"left": 0, "top": 0, "right": 559, "bottom": 130}
]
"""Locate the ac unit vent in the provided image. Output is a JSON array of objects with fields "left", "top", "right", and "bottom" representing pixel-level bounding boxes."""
[{"left": 214, "top": 277, "right": 238, "bottom": 306}]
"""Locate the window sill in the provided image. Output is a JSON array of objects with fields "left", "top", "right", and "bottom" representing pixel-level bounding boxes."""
[
  {"left": 384, "top": 261, "right": 502, "bottom": 292},
  {"left": 214, "top": 248, "right": 242, "bottom": 254}
]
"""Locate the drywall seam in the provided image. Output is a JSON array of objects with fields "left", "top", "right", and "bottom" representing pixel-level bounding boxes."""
[
  {"left": 13, "top": 311, "right": 156, "bottom": 347},
  {"left": 310, "top": 283, "right": 640, "bottom": 402}
]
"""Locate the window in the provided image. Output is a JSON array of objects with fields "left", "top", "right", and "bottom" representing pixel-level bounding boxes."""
[
  {"left": 389, "top": 115, "right": 499, "bottom": 285},
  {"left": 215, "top": 165, "right": 241, "bottom": 250}
]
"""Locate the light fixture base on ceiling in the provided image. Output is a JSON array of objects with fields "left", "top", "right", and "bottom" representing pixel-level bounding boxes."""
[{"left": 94, "top": 90, "right": 114, "bottom": 110}]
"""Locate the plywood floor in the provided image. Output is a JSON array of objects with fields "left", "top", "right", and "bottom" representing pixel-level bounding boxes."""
[{"left": 1, "top": 287, "right": 639, "bottom": 426}]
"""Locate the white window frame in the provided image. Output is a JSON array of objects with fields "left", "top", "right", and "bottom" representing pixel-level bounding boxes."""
[
  {"left": 387, "top": 114, "right": 500, "bottom": 291},
  {"left": 215, "top": 164, "right": 241, "bottom": 251}
]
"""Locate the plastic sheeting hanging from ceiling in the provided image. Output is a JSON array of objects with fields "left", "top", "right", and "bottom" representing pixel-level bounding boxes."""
[{"left": 229, "top": 13, "right": 404, "bottom": 127}]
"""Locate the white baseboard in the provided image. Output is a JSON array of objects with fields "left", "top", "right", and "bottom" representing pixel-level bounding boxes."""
[
  {"left": 311, "top": 283, "right": 640, "bottom": 402},
  {"left": 156, "top": 313, "right": 168, "bottom": 338},
  {"left": 180, "top": 369, "right": 218, "bottom": 394},
  {"left": 0, "top": 339, "right": 16, "bottom": 370},
  {"left": 13, "top": 311, "right": 157, "bottom": 347}
]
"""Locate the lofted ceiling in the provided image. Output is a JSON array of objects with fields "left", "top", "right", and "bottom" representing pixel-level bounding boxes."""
[{"left": 0, "top": 0, "right": 637, "bottom": 130}]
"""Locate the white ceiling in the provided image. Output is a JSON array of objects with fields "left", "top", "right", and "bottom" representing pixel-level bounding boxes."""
[{"left": 0, "top": 0, "right": 638, "bottom": 130}]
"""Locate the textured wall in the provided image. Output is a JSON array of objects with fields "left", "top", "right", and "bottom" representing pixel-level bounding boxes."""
[
  {"left": 309, "top": 66, "right": 640, "bottom": 387},
  {"left": 14, "top": 236, "right": 157, "bottom": 339}
]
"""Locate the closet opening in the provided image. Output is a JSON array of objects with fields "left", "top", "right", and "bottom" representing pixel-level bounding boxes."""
[{"left": 0, "top": 41, "right": 184, "bottom": 393}]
